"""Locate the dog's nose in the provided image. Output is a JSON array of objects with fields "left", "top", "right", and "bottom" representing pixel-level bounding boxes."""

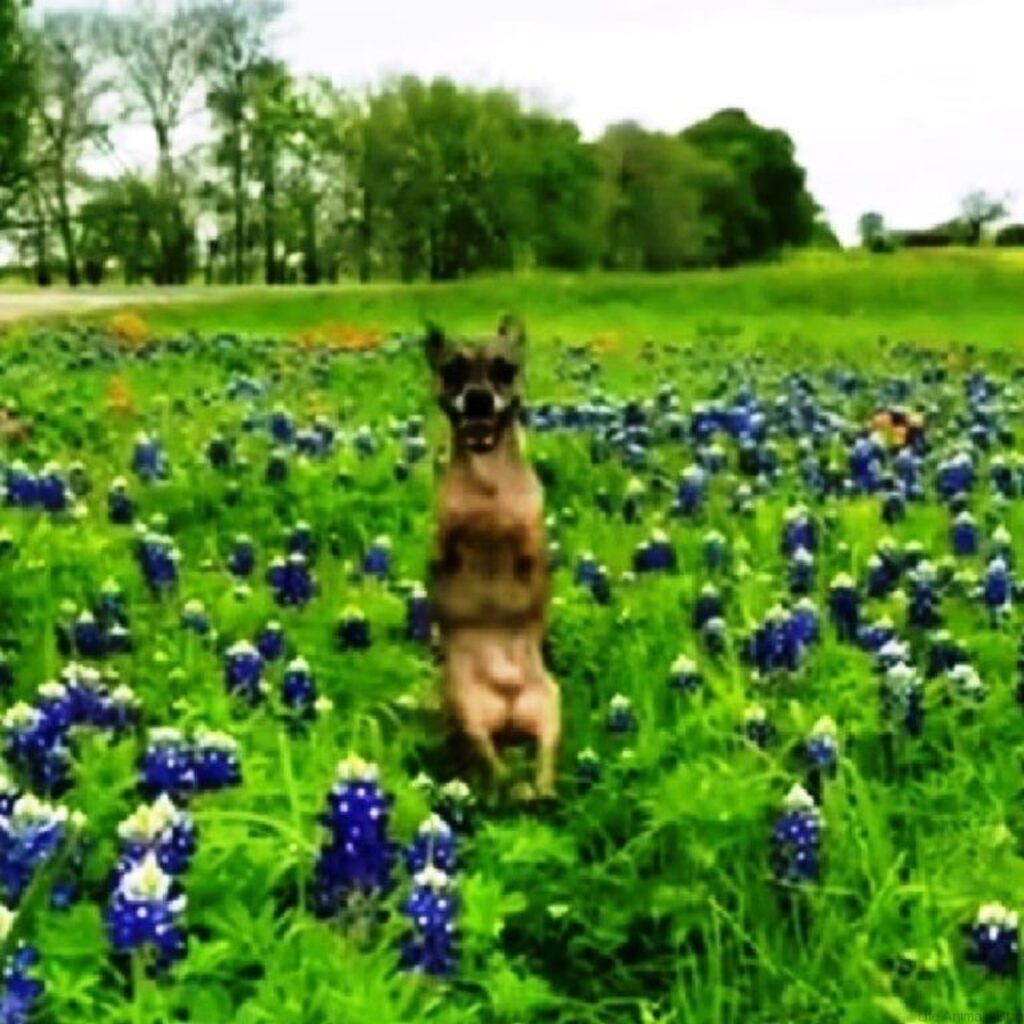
[{"left": 463, "top": 388, "right": 495, "bottom": 418}]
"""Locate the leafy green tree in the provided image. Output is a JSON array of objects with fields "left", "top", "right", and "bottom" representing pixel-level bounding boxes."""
[
  {"left": 0, "top": 0, "right": 35, "bottom": 224},
  {"left": 597, "top": 122, "right": 729, "bottom": 270},
  {"left": 682, "top": 108, "right": 818, "bottom": 264}
]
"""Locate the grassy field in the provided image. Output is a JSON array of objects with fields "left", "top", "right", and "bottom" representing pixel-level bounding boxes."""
[{"left": 0, "top": 250, "right": 1022, "bottom": 1023}]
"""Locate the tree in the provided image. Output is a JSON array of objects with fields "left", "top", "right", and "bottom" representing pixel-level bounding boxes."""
[
  {"left": 959, "top": 190, "right": 1008, "bottom": 245},
  {"left": 858, "top": 211, "right": 889, "bottom": 251},
  {"left": 0, "top": 0, "right": 35, "bottom": 225},
  {"left": 682, "top": 108, "right": 818, "bottom": 265},
  {"left": 201, "top": 0, "right": 283, "bottom": 283},
  {"left": 597, "top": 122, "right": 729, "bottom": 270},
  {"left": 104, "top": 1, "right": 209, "bottom": 283},
  {"left": 31, "top": 11, "right": 113, "bottom": 285}
]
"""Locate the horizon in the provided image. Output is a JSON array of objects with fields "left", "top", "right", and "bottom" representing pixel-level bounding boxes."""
[{"left": 36, "top": 0, "right": 1024, "bottom": 245}]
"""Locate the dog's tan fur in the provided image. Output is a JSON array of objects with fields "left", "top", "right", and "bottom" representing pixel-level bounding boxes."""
[{"left": 426, "top": 318, "right": 560, "bottom": 796}]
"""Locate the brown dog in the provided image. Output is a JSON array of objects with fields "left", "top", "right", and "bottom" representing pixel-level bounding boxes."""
[{"left": 426, "top": 316, "right": 560, "bottom": 797}]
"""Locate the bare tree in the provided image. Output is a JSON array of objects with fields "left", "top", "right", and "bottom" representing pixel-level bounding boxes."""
[
  {"left": 960, "top": 190, "right": 1008, "bottom": 246},
  {"left": 32, "top": 11, "right": 113, "bottom": 285},
  {"left": 201, "top": 0, "right": 283, "bottom": 283},
  {"left": 104, "top": 1, "right": 209, "bottom": 282}
]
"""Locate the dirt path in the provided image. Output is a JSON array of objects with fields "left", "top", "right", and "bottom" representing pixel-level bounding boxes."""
[{"left": 0, "top": 289, "right": 216, "bottom": 324}]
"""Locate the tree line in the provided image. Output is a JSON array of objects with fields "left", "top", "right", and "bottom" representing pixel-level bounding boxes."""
[{"left": 0, "top": 0, "right": 831, "bottom": 286}]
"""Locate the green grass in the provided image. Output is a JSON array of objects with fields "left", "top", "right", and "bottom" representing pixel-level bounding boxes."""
[
  {"left": 1, "top": 250, "right": 1023, "bottom": 1022},
  {"left": 56, "top": 249, "right": 1024, "bottom": 361}
]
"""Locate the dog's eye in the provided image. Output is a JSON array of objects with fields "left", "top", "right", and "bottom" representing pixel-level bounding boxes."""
[
  {"left": 490, "top": 358, "right": 518, "bottom": 387},
  {"left": 440, "top": 356, "right": 470, "bottom": 390}
]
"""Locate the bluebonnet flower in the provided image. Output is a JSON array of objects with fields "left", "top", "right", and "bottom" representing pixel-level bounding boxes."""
[
  {"left": 741, "top": 705, "right": 774, "bottom": 749},
  {"left": 621, "top": 477, "right": 645, "bottom": 523},
  {"left": 353, "top": 425, "right": 376, "bottom": 458},
  {"left": 668, "top": 654, "right": 702, "bottom": 694},
  {"left": 790, "top": 598, "right": 820, "bottom": 647},
  {"left": 946, "top": 663, "right": 986, "bottom": 704},
  {"left": 965, "top": 902, "right": 1018, "bottom": 976},
  {"left": 805, "top": 716, "right": 839, "bottom": 774},
  {"left": 223, "top": 641, "right": 265, "bottom": 705},
  {"left": 692, "top": 583, "right": 723, "bottom": 629},
  {"left": 362, "top": 536, "right": 392, "bottom": 579},
  {"left": 405, "top": 584, "right": 431, "bottom": 643},
  {"left": 2, "top": 702, "right": 71, "bottom": 795},
  {"left": 701, "top": 530, "right": 728, "bottom": 571},
  {"left": 936, "top": 450, "right": 973, "bottom": 501},
  {"left": 139, "top": 729, "right": 196, "bottom": 800},
  {"left": 193, "top": 731, "right": 242, "bottom": 792},
  {"left": 227, "top": 534, "right": 255, "bottom": 578},
  {"left": 990, "top": 455, "right": 1016, "bottom": 498},
  {"left": 107, "top": 477, "right": 135, "bottom": 525},
  {"left": 336, "top": 607, "right": 371, "bottom": 651},
  {"left": 117, "top": 795, "right": 196, "bottom": 878},
  {"left": 268, "top": 407, "right": 295, "bottom": 444},
  {"left": 0, "top": 794, "right": 78, "bottom": 906},
  {"left": 287, "top": 520, "right": 315, "bottom": 558},
  {"left": 134, "top": 528, "right": 181, "bottom": 593},
  {"left": 106, "top": 852, "right": 188, "bottom": 971},
  {"left": 404, "top": 814, "right": 457, "bottom": 874},
  {"left": 857, "top": 615, "right": 897, "bottom": 654},
  {"left": 781, "top": 505, "right": 817, "bottom": 556},
  {"left": 874, "top": 637, "right": 912, "bottom": 675},
  {"left": 982, "top": 556, "right": 1012, "bottom": 615},
  {"left": 37, "top": 462, "right": 69, "bottom": 512},
  {"left": 907, "top": 561, "right": 942, "bottom": 628},
  {"left": 574, "top": 554, "right": 612, "bottom": 604},
  {"left": 848, "top": 433, "right": 885, "bottom": 493},
  {"left": 951, "top": 511, "right": 978, "bottom": 556},
  {"left": 672, "top": 464, "right": 706, "bottom": 517},
  {"left": 265, "top": 449, "right": 289, "bottom": 484},
  {"left": 255, "top": 621, "right": 285, "bottom": 662},
  {"left": 746, "top": 605, "right": 804, "bottom": 675},
  {"left": 606, "top": 694, "right": 636, "bottom": 733},
  {"left": 575, "top": 748, "right": 601, "bottom": 792},
  {"left": 989, "top": 524, "right": 1013, "bottom": 566},
  {"left": 98, "top": 684, "right": 141, "bottom": 734},
  {"left": 399, "top": 864, "right": 459, "bottom": 977},
  {"left": 0, "top": 907, "right": 43, "bottom": 1023},
  {"left": 132, "top": 433, "right": 168, "bottom": 482},
  {"left": 180, "top": 599, "right": 210, "bottom": 636},
  {"left": 266, "top": 553, "right": 316, "bottom": 608},
  {"left": 828, "top": 573, "right": 860, "bottom": 641},
  {"left": 312, "top": 756, "right": 395, "bottom": 917},
  {"left": 925, "top": 629, "right": 967, "bottom": 678},
  {"left": 434, "top": 779, "right": 474, "bottom": 833},
  {"left": 632, "top": 530, "right": 677, "bottom": 573},
  {"left": 788, "top": 548, "right": 815, "bottom": 595},
  {"left": 881, "top": 488, "right": 906, "bottom": 525},
  {"left": 771, "top": 784, "right": 822, "bottom": 884},
  {"left": 3, "top": 463, "right": 37, "bottom": 508},
  {"left": 205, "top": 433, "right": 232, "bottom": 470},
  {"left": 70, "top": 611, "right": 106, "bottom": 658},
  {"left": 881, "top": 662, "right": 924, "bottom": 736},
  {"left": 281, "top": 657, "right": 317, "bottom": 719}
]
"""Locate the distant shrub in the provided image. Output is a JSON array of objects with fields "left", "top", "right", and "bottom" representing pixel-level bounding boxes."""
[
  {"left": 898, "top": 229, "right": 954, "bottom": 249},
  {"left": 995, "top": 224, "right": 1024, "bottom": 247}
]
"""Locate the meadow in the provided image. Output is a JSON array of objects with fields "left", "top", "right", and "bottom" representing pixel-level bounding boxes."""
[{"left": 0, "top": 250, "right": 1023, "bottom": 1023}]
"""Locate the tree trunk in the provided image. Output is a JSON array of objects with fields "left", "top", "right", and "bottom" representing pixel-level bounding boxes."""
[
  {"left": 53, "top": 167, "right": 79, "bottom": 286},
  {"left": 262, "top": 143, "right": 277, "bottom": 285}
]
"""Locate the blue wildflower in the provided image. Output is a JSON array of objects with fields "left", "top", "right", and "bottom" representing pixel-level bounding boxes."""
[
  {"left": 405, "top": 584, "right": 431, "bottom": 643},
  {"left": 117, "top": 795, "right": 196, "bottom": 878},
  {"left": 336, "top": 607, "right": 371, "bottom": 651},
  {"left": 132, "top": 433, "right": 168, "bottom": 482},
  {"left": 180, "top": 599, "right": 210, "bottom": 636},
  {"left": 255, "top": 622, "right": 285, "bottom": 662},
  {"left": 668, "top": 654, "right": 702, "bottom": 694},
  {"left": 107, "top": 477, "right": 135, "bottom": 525},
  {"left": 965, "top": 902, "right": 1018, "bottom": 977},
  {"left": 881, "top": 662, "right": 924, "bottom": 736},
  {"left": 606, "top": 694, "right": 636, "bottom": 734},
  {"left": 312, "top": 756, "right": 395, "bottom": 917},
  {"left": 0, "top": 908, "right": 43, "bottom": 1023},
  {"left": 771, "top": 783, "right": 822, "bottom": 884},
  {"left": 227, "top": 535, "right": 255, "bottom": 578},
  {"left": 951, "top": 511, "right": 978, "bottom": 556},
  {"left": 139, "top": 729, "right": 196, "bottom": 800},
  {"left": 0, "top": 795, "right": 77, "bottom": 906},
  {"left": 363, "top": 536, "right": 392, "bottom": 579},
  {"left": 828, "top": 573, "right": 860, "bottom": 641},
  {"left": 266, "top": 553, "right": 316, "bottom": 608},
  {"left": 742, "top": 705, "right": 774, "bottom": 749},
  {"left": 575, "top": 748, "right": 601, "bottom": 792},
  {"left": 805, "top": 716, "right": 839, "bottom": 774},
  {"left": 281, "top": 657, "right": 317, "bottom": 719},
  {"left": 404, "top": 814, "right": 457, "bottom": 874},
  {"left": 223, "top": 641, "right": 265, "bottom": 705},
  {"left": 105, "top": 852, "right": 188, "bottom": 972},
  {"left": 399, "top": 865, "right": 459, "bottom": 977}
]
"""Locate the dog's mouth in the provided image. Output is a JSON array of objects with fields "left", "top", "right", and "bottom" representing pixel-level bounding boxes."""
[{"left": 458, "top": 418, "right": 499, "bottom": 453}]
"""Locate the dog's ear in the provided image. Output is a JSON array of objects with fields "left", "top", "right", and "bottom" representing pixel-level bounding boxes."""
[
  {"left": 497, "top": 314, "right": 526, "bottom": 362},
  {"left": 424, "top": 322, "right": 446, "bottom": 370}
]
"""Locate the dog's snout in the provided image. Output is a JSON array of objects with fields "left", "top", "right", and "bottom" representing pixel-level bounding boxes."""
[{"left": 463, "top": 388, "right": 495, "bottom": 419}]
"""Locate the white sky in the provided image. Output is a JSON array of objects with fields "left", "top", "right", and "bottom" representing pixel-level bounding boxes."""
[{"left": 42, "top": 0, "right": 1024, "bottom": 243}]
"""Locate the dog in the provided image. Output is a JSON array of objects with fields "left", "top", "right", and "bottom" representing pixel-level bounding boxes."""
[{"left": 425, "top": 315, "right": 560, "bottom": 797}]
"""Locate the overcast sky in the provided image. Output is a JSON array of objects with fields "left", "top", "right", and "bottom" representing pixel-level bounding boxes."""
[{"left": 45, "top": 0, "right": 1024, "bottom": 242}]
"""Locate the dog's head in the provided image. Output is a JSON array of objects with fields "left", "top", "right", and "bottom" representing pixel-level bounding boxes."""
[{"left": 425, "top": 315, "right": 526, "bottom": 454}]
